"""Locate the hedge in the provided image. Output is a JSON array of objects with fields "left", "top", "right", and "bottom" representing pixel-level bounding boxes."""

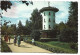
[
  {"left": 40, "top": 38, "right": 58, "bottom": 42},
  {"left": 24, "top": 40, "right": 77, "bottom": 53},
  {"left": 1, "top": 39, "right": 12, "bottom": 52}
]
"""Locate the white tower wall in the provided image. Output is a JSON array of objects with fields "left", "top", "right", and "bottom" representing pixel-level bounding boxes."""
[{"left": 41, "top": 11, "right": 55, "bottom": 30}]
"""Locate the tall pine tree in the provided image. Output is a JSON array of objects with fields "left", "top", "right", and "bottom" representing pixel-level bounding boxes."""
[
  {"left": 67, "top": 2, "right": 78, "bottom": 42},
  {"left": 67, "top": 2, "right": 78, "bottom": 29},
  {"left": 17, "top": 20, "right": 23, "bottom": 35}
]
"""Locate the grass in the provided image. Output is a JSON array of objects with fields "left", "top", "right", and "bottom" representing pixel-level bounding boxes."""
[
  {"left": 1, "top": 39, "right": 12, "bottom": 52},
  {"left": 25, "top": 40, "right": 77, "bottom": 53},
  {"left": 44, "top": 41, "right": 77, "bottom": 52}
]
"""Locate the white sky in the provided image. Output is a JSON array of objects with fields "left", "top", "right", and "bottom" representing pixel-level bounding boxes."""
[{"left": 2, "top": 1, "right": 70, "bottom": 26}]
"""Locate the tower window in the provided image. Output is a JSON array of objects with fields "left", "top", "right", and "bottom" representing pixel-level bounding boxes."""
[
  {"left": 44, "top": 25, "right": 45, "bottom": 29},
  {"left": 53, "top": 20, "right": 55, "bottom": 23},
  {"left": 49, "top": 12, "right": 50, "bottom": 15},
  {"left": 44, "top": 19, "right": 46, "bottom": 22},
  {"left": 44, "top": 12, "right": 45, "bottom": 16},
  {"left": 53, "top": 13, "right": 55, "bottom": 16},
  {"left": 49, "top": 25, "right": 51, "bottom": 29},
  {"left": 49, "top": 18, "right": 51, "bottom": 22}
]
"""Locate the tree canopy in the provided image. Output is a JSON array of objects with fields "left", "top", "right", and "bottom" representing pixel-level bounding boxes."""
[
  {"left": 30, "top": 8, "right": 42, "bottom": 30},
  {"left": 1, "top": 1, "right": 33, "bottom": 11}
]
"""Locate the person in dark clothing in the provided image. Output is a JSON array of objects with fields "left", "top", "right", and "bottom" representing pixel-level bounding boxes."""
[
  {"left": 8, "top": 35, "right": 11, "bottom": 43},
  {"left": 17, "top": 35, "right": 21, "bottom": 47},
  {"left": 14, "top": 35, "right": 17, "bottom": 45},
  {"left": 4, "top": 35, "right": 8, "bottom": 42}
]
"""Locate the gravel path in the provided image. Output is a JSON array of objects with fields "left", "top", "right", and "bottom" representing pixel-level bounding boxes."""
[{"left": 6, "top": 39, "right": 52, "bottom": 53}]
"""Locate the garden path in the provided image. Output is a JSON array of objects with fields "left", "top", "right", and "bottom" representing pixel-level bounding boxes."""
[{"left": 6, "top": 39, "right": 52, "bottom": 53}]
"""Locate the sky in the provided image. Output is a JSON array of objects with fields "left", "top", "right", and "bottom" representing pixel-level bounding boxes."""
[{"left": 1, "top": 1, "right": 70, "bottom": 26}]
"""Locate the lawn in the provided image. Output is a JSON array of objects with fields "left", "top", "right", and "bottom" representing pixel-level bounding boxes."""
[
  {"left": 1, "top": 39, "right": 12, "bottom": 52},
  {"left": 44, "top": 41, "right": 78, "bottom": 52}
]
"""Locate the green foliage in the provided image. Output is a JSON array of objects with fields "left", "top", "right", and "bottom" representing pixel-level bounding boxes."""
[
  {"left": 40, "top": 38, "right": 58, "bottom": 42},
  {"left": 66, "top": 2, "right": 78, "bottom": 42},
  {"left": 30, "top": 30, "right": 41, "bottom": 41},
  {"left": 69, "top": 42, "right": 78, "bottom": 51},
  {"left": 1, "top": 39, "right": 12, "bottom": 52},
  {"left": 1, "top": 1, "right": 33, "bottom": 11},
  {"left": 44, "top": 41, "right": 78, "bottom": 52},
  {"left": 25, "top": 20, "right": 32, "bottom": 35},
  {"left": 57, "top": 2, "right": 78, "bottom": 43},
  {"left": 25, "top": 40, "right": 77, "bottom": 53},
  {"left": 67, "top": 2, "right": 78, "bottom": 28},
  {"left": 1, "top": 8, "right": 42, "bottom": 36},
  {"left": 58, "top": 28, "right": 78, "bottom": 43},
  {"left": 30, "top": 8, "right": 42, "bottom": 30},
  {"left": 1, "top": 25, "right": 7, "bottom": 35},
  {"left": 1, "top": 24, "right": 17, "bottom": 35},
  {"left": 30, "top": 9, "right": 42, "bottom": 41},
  {"left": 1, "top": 20, "right": 32, "bottom": 35},
  {"left": 16, "top": 20, "right": 25, "bottom": 35}
]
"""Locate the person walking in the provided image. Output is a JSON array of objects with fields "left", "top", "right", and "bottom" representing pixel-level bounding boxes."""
[
  {"left": 32, "top": 38, "right": 34, "bottom": 45},
  {"left": 14, "top": 35, "right": 17, "bottom": 46},
  {"left": 17, "top": 35, "right": 21, "bottom": 47},
  {"left": 4, "top": 35, "right": 6, "bottom": 41},
  {"left": 5, "top": 35, "right": 8, "bottom": 42},
  {"left": 8, "top": 35, "right": 11, "bottom": 43}
]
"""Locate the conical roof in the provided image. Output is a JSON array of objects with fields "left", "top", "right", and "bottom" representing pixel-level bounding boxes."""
[{"left": 40, "top": 6, "right": 59, "bottom": 13}]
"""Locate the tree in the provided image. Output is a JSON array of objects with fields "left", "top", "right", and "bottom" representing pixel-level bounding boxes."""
[
  {"left": 6, "top": 26, "right": 13, "bottom": 35},
  {"left": 17, "top": 20, "right": 23, "bottom": 35},
  {"left": 67, "top": 2, "right": 78, "bottom": 42},
  {"left": 20, "top": 20, "right": 32, "bottom": 35},
  {"left": 1, "top": 20, "right": 11, "bottom": 35},
  {"left": 25, "top": 20, "right": 29, "bottom": 27},
  {"left": 67, "top": 2, "right": 78, "bottom": 29},
  {"left": 1, "top": 1, "right": 33, "bottom": 18},
  {"left": 10, "top": 24, "right": 16, "bottom": 34},
  {"left": 58, "top": 2, "right": 78, "bottom": 43},
  {"left": 1, "top": 1, "right": 12, "bottom": 11},
  {"left": 30, "top": 30, "right": 41, "bottom": 41},
  {"left": 30, "top": 9, "right": 42, "bottom": 40},
  {"left": 30, "top": 8, "right": 42, "bottom": 30},
  {"left": 58, "top": 28, "right": 77, "bottom": 42},
  {"left": 1, "top": 25, "right": 7, "bottom": 35},
  {"left": 1, "top": 1, "right": 33, "bottom": 11}
]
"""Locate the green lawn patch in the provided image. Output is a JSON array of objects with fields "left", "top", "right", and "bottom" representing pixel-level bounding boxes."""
[
  {"left": 24, "top": 40, "right": 77, "bottom": 53},
  {"left": 1, "top": 39, "right": 12, "bottom": 52},
  {"left": 44, "top": 41, "right": 78, "bottom": 52}
]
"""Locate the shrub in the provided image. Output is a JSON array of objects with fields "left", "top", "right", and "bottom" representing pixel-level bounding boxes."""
[
  {"left": 40, "top": 38, "right": 58, "bottom": 42},
  {"left": 58, "top": 28, "right": 78, "bottom": 43},
  {"left": 1, "top": 39, "right": 12, "bottom": 52},
  {"left": 30, "top": 30, "right": 41, "bottom": 41},
  {"left": 25, "top": 40, "right": 77, "bottom": 53},
  {"left": 69, "top": 42, "right": 78, "bottom": 51}
]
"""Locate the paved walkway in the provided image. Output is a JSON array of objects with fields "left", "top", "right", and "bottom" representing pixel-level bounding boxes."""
[{"left": 6, "top": 39, "right": 52, "bottom": 53}]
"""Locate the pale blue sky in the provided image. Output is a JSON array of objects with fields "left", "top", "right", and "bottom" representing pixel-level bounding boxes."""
[{"left": 1, "top": 1, "right": 70, "bottom": 26}]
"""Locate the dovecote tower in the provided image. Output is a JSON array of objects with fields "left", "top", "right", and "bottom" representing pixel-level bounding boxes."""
[
  {"left": 39, "top": 2, "right": 59, "bottom": 40},
  {"left": 40, "top": 2, "right": 59, "bottom": 30}
]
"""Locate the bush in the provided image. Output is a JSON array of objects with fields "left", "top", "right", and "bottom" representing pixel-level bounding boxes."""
[
  {"left": 30, "top": 30, "right": 41, "bottom": 41},
  {"left": 25, "top": 40, "right": 77, "bottom": 53},
  {"left": 40, "top": 38, "right": 58, "bottom": 42},
  {"left": 1, "top": 39, "right": 12, "bottom": 52},
  {"left": 69, "top": 42, "right": 78, "bottom": 51},
  {"left": 58, "top": 28, "right": 78, "bottom": 43}
]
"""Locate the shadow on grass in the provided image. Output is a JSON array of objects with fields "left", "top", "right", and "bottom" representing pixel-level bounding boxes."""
[{"left": 20, "top": 45, "right": 32, "bottom": 48}]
